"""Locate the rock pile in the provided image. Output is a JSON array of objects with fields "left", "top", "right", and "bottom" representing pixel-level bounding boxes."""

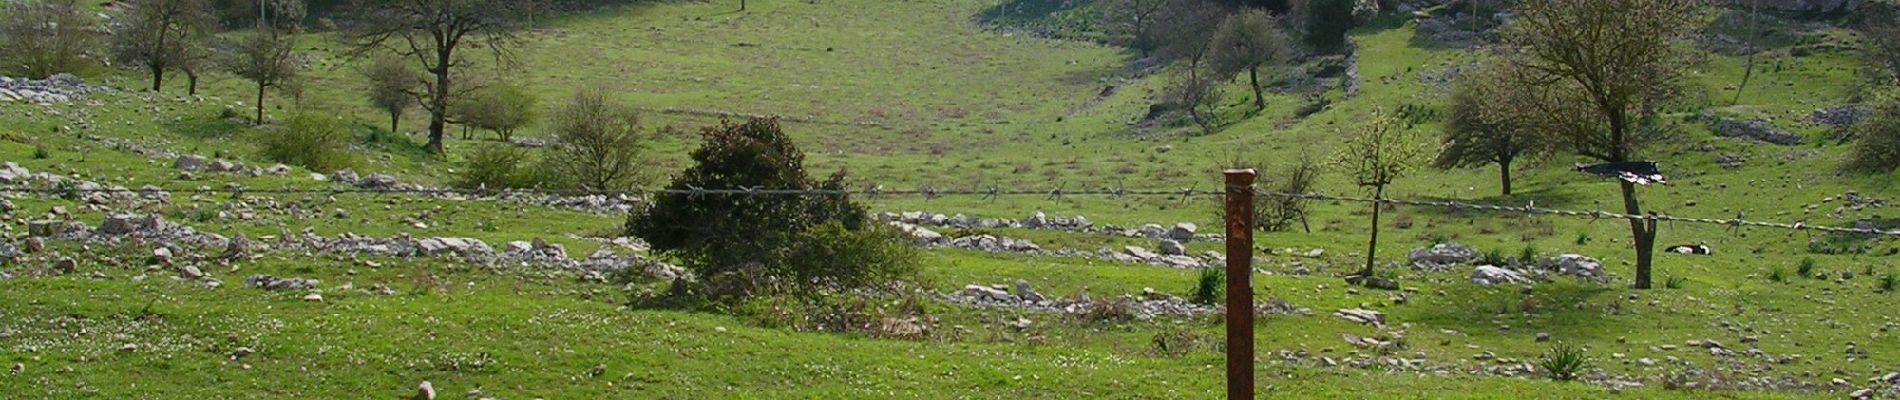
[
  {"left": 1407, "top": 243, "right": 1480, "bottom": 269},
  {"left": 941, "top": 280, "right": 1229, "bottom": 318},
  {"left": 0, "top": 74, "right": 102, "bottom": 104},
  {"left": 878, "top": 211, "right": 1224, "bottom": 242},
  {"left": 1716, "top": 119, "right": 1804, "bottom": 145}
]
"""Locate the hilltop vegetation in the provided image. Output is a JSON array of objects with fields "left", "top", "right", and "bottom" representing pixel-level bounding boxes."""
[{"left": 3, "top": 0, "right": 1900, "bottom": 398}]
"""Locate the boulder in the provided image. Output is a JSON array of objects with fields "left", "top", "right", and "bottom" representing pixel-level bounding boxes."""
[
  {"left": 1123, "top": 246, "right": 1160, "bottom": 261},
  {"left": 1408, "top": 243, "right": 1480, "bottom": 266},
  {"left": 1015, "top": 279, "right": 1045, "bottom": 302},
  {"left": 1335, "top": 308, "right": 1387, "bottom": 327},
  {"left": 505, "top": 241, "right": 532, "bottom": 254},
  {"left": 961, "top": 284, "right": 1014, "bottom": 303},
  {"left": 207, "top": 159, "right": 239, "bottom": 172},
  {"left": 1471, "top": 265, "right": 1530, "bottom": 286},
  {"left": 1137, "top": 224, "right": 1167, "bottom": 238},
  {"left": 1024, "top": 211, "right": 1049, "bottom": 228},
  {"left": 1544, "top": 254, "right": 1604, "bottom": 280},
  {"left": 98, "top": 214, "right": 137, "bottom": 235},
  {"left": 910, "top": 226, "right": 945, "bottom": 245},
  {"left": 1166, "top": 223, "right": 1198, "bottom": 240},
  {"left": 1158, "top": 239, "right": 1187, "bottom": 256},
  {"left": 173, "top": 155, "right": 208, "bottom": 171}
]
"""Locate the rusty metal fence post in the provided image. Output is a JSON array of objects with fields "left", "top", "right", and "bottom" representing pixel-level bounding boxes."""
[{"left": 1223, "top": 169, "right": 1256, "bottom": 399}]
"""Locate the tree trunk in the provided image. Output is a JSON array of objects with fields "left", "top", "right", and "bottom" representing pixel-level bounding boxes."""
[
  {"left": 1249, "top": 65, "right": 1264, "bottom": 110},
  {"left": 390, "top": 111, "right": 401, "bottom": 133},
  {"left": 255, "top": 83, "right": 267, "bottom": 124},
  {"left": 427, "top": 67, "right": 450, "bottom": 154},
  {"left": 1360, "top": 185, "right": 1384, "bottom": 277},
  {"left": 1619, "top": 180, "right": 1656, "bottom": 289},
  {"left": 185, "top": 70, "right": 199, "bottom": 96},
  {"left": 1498, "top": 160, "right": 1512, "bottom": 196},
  {"left": 150, "top": 63, "right": 165, "bottom": 92}
]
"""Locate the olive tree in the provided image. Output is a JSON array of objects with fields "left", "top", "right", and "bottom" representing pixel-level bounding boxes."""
[
  {"left": 347, "top": 0, "right": 526, "bottom": 154},
  {"left": 452, "top": 83, "right": 538, "bottom": 141},
  {"left": 108, "top": 0, "right": 216, "bottom": 92},
  {"left": 1432, "top": 62, "right": 1549, "bottom": 196},
  {"left": 224, "top": 25, "right": 301, "bottom": 124},
  {"left": 1209, "top": 9, "right": 1294, "bottom": 110},
  {"left": 1499, "top": 0, "right": 1703, "bottom": 289},
  {"left": 1099, "top": 0, "right": 1171, "bottom": 57},
  {"left": 1333, "top": 109, "right": 1431, "bottom": 279},
  {"left": 363, "top": 56, "right": 420, "bottom": 133}
]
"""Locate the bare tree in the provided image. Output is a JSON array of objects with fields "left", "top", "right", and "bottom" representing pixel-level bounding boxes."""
[
  {"left": 1210, "top": 9, "right": 1294, "bottom": 110},
  {"left": 108, "top": 0, "right": 216, "bottom": 92},
  {"left": 1166, "top": 69, "right": 1225, "bottom": 134},
  {"left": 1432, "top": 62, "right": 1550, "bottom": 196},
  {"left": 1099, "top": 0, "right": 1171, "bottom": 57},
  {"left": 1333, "top": 108, "right": 1431, "bottom": 279},
  {"left": 1153, "top": 0, "right": 1227, "bottom": 71},
  {"left": 364, "top": 56, "right": 421, "bottom": 133},
  {"left": 551, "top": 90, "right": 647, "bottom": 193},
  {"left": 1500, "top": 0, "right": 1703, "bottom": 289},
  {"left": 0, "top": 0, "right": 101, "bottom": 78},
  {"left": 347, "top": 0, "right": 526, "bottom": 154},
  {"left": 224, "top": 25, "right": 301, "bottom": 124}
]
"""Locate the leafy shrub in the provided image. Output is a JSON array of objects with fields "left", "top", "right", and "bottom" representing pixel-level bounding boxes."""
[
  {"left": 1881, "top": 272, "right": 1897, "bottom": 293},
  {"left": 1845, "top": 91, "right": 1900, "bottom": 174},
  {"left": 1574, "top": 231, "right": 1590, "bottom": 245},
  {"left": 1480, "top": 248, "right": 1508, "bottom": 267},
  {"left": 1808, "top": 234, "right": 1873, "bottom": 255},
  {"left": 451, "top": 144, "right": 539, "bottom": 190},
  {"left": 549, "top": 90, "right": 648, "bottom": 192},
  {"left": 628, "top": 118, "right": 910, "bottom": 301},
  {"left": 1539, "top": 342, "right": 1590, "bottom": 381},
  {"left": 1292, "top": 0, "right": 1357, "bottom": 51},
  {"left": 1518, "top": 245, "right": 1538, "bottom": 265},
  {"left": 1151, "top": 327, "right": 1210, "bottom": 357},
  {"left": 32, "top": 145, "right": 49, "bottom": 159},
  {"left": 1191, "top": 267, "right": 1224, "bottom": 305},
  {"left": 1664, "top": 275, "right": 1687, "bottom": 289},
  {"left": 252, "top": 113, "right": 353, "bottom": 172},
  {"left": 1769, "top": 267, "right": 1787, "bottom": 283},
  {"left": 1797, "top": 257, "right": 1817, "bottom": 278}
]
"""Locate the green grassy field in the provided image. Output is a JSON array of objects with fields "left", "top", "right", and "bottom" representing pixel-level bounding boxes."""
[{"left": 4, "top": 0, "right": 1900, "bottom": 398}]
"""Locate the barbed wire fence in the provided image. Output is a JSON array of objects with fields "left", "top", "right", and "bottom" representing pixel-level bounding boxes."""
[{"left": 4, "top": 182, "right": 1895, "bottom": 238}]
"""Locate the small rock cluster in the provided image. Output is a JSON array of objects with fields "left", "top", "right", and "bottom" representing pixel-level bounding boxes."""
[
  {"left": 327, "top": 168, "right": 639, "bottom": 214},
  {"left": 940, "top": 280, "right": 1295, "bottom": 319}
]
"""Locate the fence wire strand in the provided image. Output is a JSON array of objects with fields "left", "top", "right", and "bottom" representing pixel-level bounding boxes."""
[{"left": 2, "top": 183, "right": 1892, "bottom": 237}]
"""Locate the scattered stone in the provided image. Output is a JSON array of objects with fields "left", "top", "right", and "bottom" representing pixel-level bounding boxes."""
[
  {"left": 23, "top": 237, "right": 43, "bottom": 253},
  {"left": 1471, "top": 266, "right": 1530, "bottom": 286},
  {"left": 1015, "top": 279, "right": 1045, "bottom": 302},
  {"left": 1335, "top": 308, "right": 1386, "bottom": 327},
  {"left": 245, "top": 275, "right": 320, "bottom": 291},
  {"left": 54, "top": 257, "right": 77, "bottom": 273},
  {"left": 1543, "top": 254, "right": 1604, "bottom": 280},
  {"left": 418, "top": 381, "right": 436, "bottom": 400},
  {"left": 302, "top": 292, "right": 324, "bottom": 302},
  {"left": 962, "top": 284, "right": 1014, "bottom": 303}
]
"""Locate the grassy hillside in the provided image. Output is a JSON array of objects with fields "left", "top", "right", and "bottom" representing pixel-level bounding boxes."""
[{"left": 4, "top": 0, "right": 1900, "bottom": 398}]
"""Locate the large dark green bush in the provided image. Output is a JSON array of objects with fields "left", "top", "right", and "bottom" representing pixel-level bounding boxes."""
[
  {"left": 627, "top": 117, "right": 912, "bottom": 300},
  {"left": 252, "top": 113, "right": 353, "bottom": 172}
]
